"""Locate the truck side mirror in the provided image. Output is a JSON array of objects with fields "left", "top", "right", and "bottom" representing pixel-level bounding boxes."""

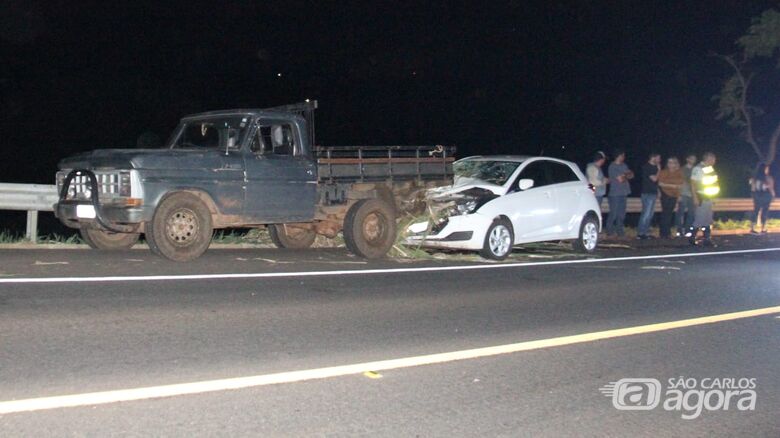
[{"left": 518, "top": 178, "right": 534, "bottom": 190}]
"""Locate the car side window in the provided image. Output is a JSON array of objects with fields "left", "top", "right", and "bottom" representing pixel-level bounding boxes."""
[
  {"left": 548, "top": 162, "right": 580, "bottom": 184},
  {"left": 516, "top": 161, "right": 552, "bottom": 189}
]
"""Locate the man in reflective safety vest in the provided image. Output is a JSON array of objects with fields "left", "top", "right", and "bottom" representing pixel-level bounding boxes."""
[{"left": 689, "top": 152, "right": 720, "bottom": 246}]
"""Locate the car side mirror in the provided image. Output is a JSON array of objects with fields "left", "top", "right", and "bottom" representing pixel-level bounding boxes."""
[{"left": 518, "top": 178, "right": 534, "bottom": 190}]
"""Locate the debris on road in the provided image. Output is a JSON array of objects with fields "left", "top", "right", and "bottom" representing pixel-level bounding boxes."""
[{"left": 641, "top": 266, "right": 682, "bottom": 270}]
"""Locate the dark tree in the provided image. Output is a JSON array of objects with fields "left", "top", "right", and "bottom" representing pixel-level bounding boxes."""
[{"left": 714, "top": 9, "right": 780, "bottom": 165}]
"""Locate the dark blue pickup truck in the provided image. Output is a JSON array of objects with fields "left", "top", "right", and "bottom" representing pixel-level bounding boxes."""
[{"left": 55, "top": 102, "right": 454, "bottom": 261}]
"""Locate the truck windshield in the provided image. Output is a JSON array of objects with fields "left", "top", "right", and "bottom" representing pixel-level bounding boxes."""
[
  {"left": 453, "top": 160, "right": 521, "bottom": 187},
  {"left": 169, "top": 116, "right": 250, "bottom": 149}
]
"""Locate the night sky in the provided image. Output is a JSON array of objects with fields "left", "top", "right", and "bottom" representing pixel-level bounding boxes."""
[{"left": 2, "top": 0, "right": 779, "bottom": 193}]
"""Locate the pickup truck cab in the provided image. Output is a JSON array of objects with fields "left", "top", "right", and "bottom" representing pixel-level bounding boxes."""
[{"left": 55, "top": 102, "right": 453, "bottom": 261}]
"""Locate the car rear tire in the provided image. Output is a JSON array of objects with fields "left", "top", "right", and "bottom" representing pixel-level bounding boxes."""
[
  {"left": 343, "top": 198, "right": 397, "bottom": 259},
  {"left": 145, "top": 192, "right": 213, "bottom": 262},
  {"left": 269, "top": 224, "right": 316, "bottom": 249},
  {"left": 480, "top": 218, "right": 514, "bottom": 260},
  {"left": 80, "top": 227, "right": 140, "bottom": 250},
  {"left": 573, "top": 215, "right": 599, "bottom": 253}
]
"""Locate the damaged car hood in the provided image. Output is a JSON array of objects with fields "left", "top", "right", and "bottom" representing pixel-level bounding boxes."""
[{"left": 427, "top": 181, "right": 505, "bottom": 200}]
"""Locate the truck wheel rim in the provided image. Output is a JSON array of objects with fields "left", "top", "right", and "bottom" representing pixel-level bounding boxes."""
[
  {"left": 166, "top": 208, "right": 199, "bottom": 245},
  {"left": 489, "top": 225, "right": 511, "bottom": 256},
  {"left": 583, "top": 222, "right": 598, "bottom": 250},
  {"left": 363, "top": 212, "right": 386, "bottom": 245}
]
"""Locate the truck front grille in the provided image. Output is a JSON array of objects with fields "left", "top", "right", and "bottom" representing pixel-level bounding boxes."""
[{"left": 57, "top": 171, "right": 130, "bottom": 200}]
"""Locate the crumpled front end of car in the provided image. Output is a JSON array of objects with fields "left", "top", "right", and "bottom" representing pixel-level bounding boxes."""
[{"left": 404, "top": 187, "right": 499, "bottom": 250}]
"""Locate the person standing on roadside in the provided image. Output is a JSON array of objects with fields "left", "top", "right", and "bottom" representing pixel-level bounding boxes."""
[
  {"left": 605, "top": 150, "right": 634, "bottom": 237},
  {"left": 690, "top": 152, "right": 719, "bottom": 246},
  {"left": 749, "top": 162, "right": 775, "bottom": 234},
  {"left": 676, "top": 153, "right": 697, "bottom": 237},
  {"left": 637, "top": 152, "right": 661, "bottom": 239},
  {"left": 657, "top": 157, "right": 684, "bottom": 239},
  {"left": 586, "top": 151, "right": 609, "bottom": 208}
]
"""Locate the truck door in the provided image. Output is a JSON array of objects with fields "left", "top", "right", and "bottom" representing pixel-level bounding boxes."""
[{"left": 243, "top": 121, "right": 317, "bottom": 222}]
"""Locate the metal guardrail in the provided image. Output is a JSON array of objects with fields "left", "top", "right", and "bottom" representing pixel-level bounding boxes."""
[
  {"left": 0, "top": 181, "right": 777, "bottom": 243},
  {"left": 600, "top": 197, "right": 780, "bottom": 214},
  {"left": 0, "top": 183, "right": 59, "bottom": 242}
]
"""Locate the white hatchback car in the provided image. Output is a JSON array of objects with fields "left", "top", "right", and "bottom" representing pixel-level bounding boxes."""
[{"left": 405, "top": 156, "right": 602, "bottom": 259}]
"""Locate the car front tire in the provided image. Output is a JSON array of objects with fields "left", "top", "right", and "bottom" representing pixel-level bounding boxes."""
[{"left": 480, "top": 218, "right": 514, "bottom": 260}]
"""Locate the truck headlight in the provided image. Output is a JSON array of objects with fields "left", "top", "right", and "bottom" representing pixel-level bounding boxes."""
[{"left": 119, "top": 171, "right": 131, "bottom": 197}]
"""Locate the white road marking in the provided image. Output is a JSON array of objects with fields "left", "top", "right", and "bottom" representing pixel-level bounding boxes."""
[
  {"left": 0, "top": 305, "right": 777, "bottom": 414},
  {"left": 0, "top": 247, "right": 778, "bottom": 284}
]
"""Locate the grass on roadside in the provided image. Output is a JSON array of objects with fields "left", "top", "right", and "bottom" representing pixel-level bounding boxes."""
[
  {"left": 0, "top": 231, "right": 83, "bottom": 244},
  {"left": 712, "top": 218, "right": 780, "bottom": 230}
]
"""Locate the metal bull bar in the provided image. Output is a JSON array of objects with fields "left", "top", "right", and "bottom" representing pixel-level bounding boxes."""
[{"left": 59, "top": 169, "right": 137, "bottom": 233}]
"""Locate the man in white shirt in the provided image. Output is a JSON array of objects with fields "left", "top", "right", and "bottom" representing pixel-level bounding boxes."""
[{"left": 586, "top": 151, "right": 609, "bottom": 208}]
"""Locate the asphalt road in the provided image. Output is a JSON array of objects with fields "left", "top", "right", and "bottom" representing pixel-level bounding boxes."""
[{"left": 0, "top": 237, "right": 779, "bottom": 436}]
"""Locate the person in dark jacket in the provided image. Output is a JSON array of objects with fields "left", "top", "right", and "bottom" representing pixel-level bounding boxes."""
[
  {"left": 749, "top": 163, "right": 775, "bottom": 234},
  {"left": 637, "top": 152, "right": 661, "bottom": 239},
  {"left": 605, "top": 149, "right": 634, "bottom": 237}
]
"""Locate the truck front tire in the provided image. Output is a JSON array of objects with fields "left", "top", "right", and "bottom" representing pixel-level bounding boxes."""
[
  {"left": 269, "top": 224, "right": 316, "bottom": 249},
  {"left": 343, "top": 198, "right": 397, "bottom": 259},
  {"left": 145, "top": 193, "right": 213, "bottom": 262},
  {"left": 80, "top": 227, "right": 140, "bottom": 250}
]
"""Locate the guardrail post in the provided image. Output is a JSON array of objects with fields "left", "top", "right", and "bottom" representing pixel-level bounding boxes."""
[{"left": 26, "top": 210, "right": 38, "bottom": 243}]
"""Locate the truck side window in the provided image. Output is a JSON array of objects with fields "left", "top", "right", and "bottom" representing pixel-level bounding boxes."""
[
  {"left": 271, "top": 125, "right": 295, "bottom": 156},
  {"left": 251, "top": 126, "right": 273, "bottom": 154},
  {"left": 252, "top": 125, "right": 295, "bottom": 156}
]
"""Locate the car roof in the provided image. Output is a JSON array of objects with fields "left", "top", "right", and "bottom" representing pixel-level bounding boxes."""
[
  {"left": 457, "top": 155, "right": 578, "bottom": 165},
  {"left": 457, "top": 155, "right": 534, "bottom": 163}
]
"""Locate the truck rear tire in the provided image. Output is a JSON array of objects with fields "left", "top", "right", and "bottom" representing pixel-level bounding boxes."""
[
  {"left": 343, "top": 198, "right": 396, "bottom": 259},
  {"left": 145, "top": 192, "right": 213, "bottom": 262},
  {"left": 80, "top": 227, "right": 140, "bottom": 250},
  {"left": 269, "top": 224, "right": 316, "bottom": 249}
]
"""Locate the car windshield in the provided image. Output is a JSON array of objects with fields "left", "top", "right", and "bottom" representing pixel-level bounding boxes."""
[
  {"left": 169, "top": 116, "right": 251, "bottom": 149},
  {"left": 453, "top": 160, "right": 521, "bottom": 186}
]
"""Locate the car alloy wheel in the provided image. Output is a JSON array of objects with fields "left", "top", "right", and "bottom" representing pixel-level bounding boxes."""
[
  {"left": 488, "top": 224, "right": 512, "bottom": 257},
  {"left": 582, "top": 221, "right": 598, "bottom": 251}
]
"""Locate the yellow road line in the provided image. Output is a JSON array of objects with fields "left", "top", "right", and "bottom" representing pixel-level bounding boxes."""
[{"left": 1, "top": 305, "right": 778, "bottom": 414}]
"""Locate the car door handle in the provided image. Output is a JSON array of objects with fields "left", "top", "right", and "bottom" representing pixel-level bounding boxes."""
[
  {"left": 218, "top": 164, "right": 242, "bottom": 170},
  {"left": 544, "top": 191, "right": 552, "bottom": 198}
]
